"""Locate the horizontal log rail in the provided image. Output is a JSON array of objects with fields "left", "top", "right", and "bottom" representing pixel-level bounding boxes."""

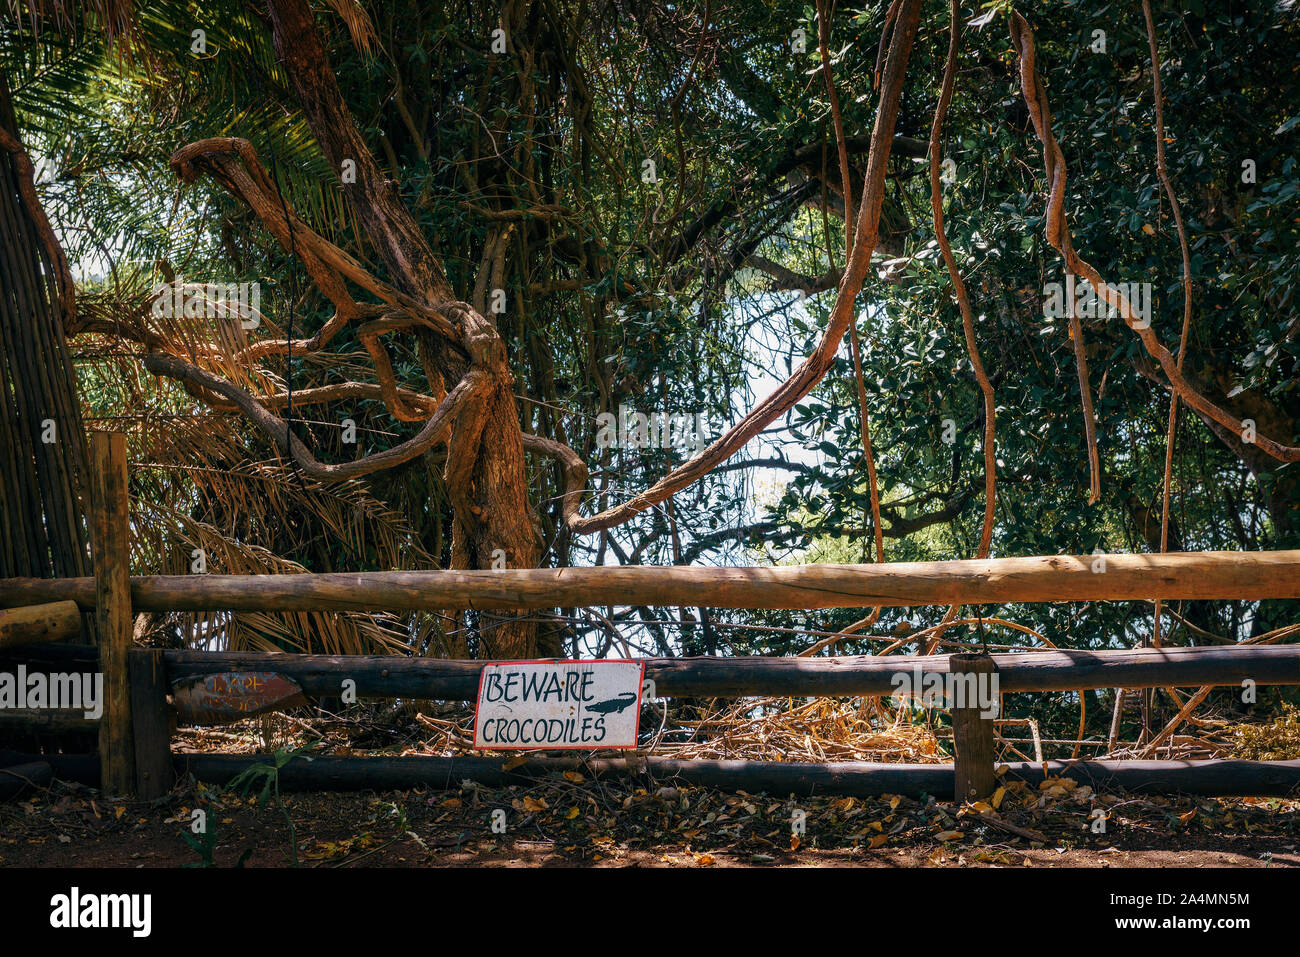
[
  {"left": 0, "top": 709, "right": 97, "bottom": 733},
  {"left": 6, "top": 641, "right": 1299, "bottom": 799},
  {"left": 2, "top": 550, "right": 1299, "bottom": 612},
  {"left": 4, "top": 540, "right": 1299, "bottom": 800},
  {"left": 12, "top": 441, "right": 1296, "bottom": 803},
  {"left": 0, "top": 760, "right": 53, "bottom": 801},
  {"left": 179, "top": 755, "right": 1300, "bottom": 798},
  {"left": 0, "top": 643, "right": 99, "bottom": 668},
  {"left": 19, "top": 753, "right": 1300, "bottom": 799},
  {"left": 160, "top": 644, "right": 1300, "bottom": 700},
  {"left": 0, "top": 600, "right": 81, "bottom": 648}
]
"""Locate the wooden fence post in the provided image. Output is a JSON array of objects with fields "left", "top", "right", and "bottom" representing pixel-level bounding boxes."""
[
  {"left": 951, "top": 653, "right": 997, "bottom": 802},
  {"left": 129, "top": 649, "right": 171, "bottom": 799},
  {"left": 90, "top": 432, "right": 134, "bottom": 796}
]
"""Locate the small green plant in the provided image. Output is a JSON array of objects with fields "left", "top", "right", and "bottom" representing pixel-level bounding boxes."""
[
  {"left": 227, "top": 741, "right": 319, "bottom": 866},
  {"left": 180, "top": 821, "right": 218, "bottom": 868},
  {"left": 179, "top": 817, "right": 253, "bottom": 868}
]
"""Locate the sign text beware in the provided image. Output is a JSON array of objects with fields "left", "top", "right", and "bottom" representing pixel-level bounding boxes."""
[{"left": 473, "top": 660, "right": 645, "bottom": 750}]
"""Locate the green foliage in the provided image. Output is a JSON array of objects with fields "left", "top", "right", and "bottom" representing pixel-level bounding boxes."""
[
  {"left": 179, "top": 819, "right": 218, "bottom": 868},
  {"left": 227, "top": 742, "right": 317, "bottom": 866},
  {"left": 2, "top": 1, "right": 1297, "bottom": 694}
]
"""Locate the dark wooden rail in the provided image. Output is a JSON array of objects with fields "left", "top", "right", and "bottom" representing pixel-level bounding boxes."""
[
  {"left": 160, "top": 644, "right": 1300, "bottom": 699},
  {"left": 14, "top": 752, "right": 1300, "bottom": 799}
]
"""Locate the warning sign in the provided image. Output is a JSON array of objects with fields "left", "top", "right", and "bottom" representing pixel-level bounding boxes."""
[{"left": 473, "top": 660, "right": 645, "bottom": 750}]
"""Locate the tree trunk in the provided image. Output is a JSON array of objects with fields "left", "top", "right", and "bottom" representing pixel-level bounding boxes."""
[
  {"left": 0, "top": 78, "right": 92, "bottom": 585},
  {"left": 266, "top": 0, "right": 539, "bottom": 657}
]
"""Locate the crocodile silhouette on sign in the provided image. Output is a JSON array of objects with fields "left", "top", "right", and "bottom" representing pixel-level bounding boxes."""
[{"left": 584, "top": 692, "right": 638, "bottom": 715}]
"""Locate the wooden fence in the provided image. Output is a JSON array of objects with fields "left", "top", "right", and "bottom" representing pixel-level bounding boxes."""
[{"left": 1, "top": 432, "right": 1299, "bottom": 803}]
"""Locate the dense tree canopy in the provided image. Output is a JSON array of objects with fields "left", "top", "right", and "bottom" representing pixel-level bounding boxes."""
[{"left": 2, "top": 0, "right": 1297, "bottom": 753}]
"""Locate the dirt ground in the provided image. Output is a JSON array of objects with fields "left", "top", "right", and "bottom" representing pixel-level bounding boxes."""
[{"left": 2, "top": 771, "right": 1297, "bottom": 868}]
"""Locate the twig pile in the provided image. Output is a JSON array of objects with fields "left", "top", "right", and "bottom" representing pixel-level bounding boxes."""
[
  {"left": 173, "top": 694, "right": 1296, "bottom": 768},
  {"left": 652, "top": 697, "right": 940, "bottom": 763}
]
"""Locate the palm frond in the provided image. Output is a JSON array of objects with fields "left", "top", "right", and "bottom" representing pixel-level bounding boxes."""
[{"left": 320, "top": 0, "right": 378, "bottom": 57}]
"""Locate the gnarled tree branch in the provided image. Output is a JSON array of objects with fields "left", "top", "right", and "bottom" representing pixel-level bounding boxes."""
[
  {"left": 1011, "top": 11, "right": 1300, "bottom": 464},
  {"left": 555, "top": 0, "right": 925, "bottom": 535}
]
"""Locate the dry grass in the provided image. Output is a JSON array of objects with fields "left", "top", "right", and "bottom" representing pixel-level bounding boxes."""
[
  {"left": 1234, "top": 704, "right": 1300, "bottom": 761},
  {"left": 653, "top": 697, "right": 941, "bottom": 763},
  {"left": 173, "top": 691, "right": 1292, "bottom": 772},
  {"left": 174, "top": 696, "right": 945, "bottom": 764}
]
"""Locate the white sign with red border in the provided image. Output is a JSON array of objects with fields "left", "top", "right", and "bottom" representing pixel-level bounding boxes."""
[{"left": 473, "top": 659, "right": 645, "bottom": 750}]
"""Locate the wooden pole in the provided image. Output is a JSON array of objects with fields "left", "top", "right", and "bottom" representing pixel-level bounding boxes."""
[
  {"left": 0, "top": 760, "right": 53, "bottom": 801},
  {"left": 158, "top": 644, "right": 1300, "bottom": 704},
  {"left": 156, "top": 754, "right": 1300, "bottom": 799},
  {"left": 3, "top": 550, "right": 1300, "bottom": 612},
  {"left": 129, "top": 649, "right": 172, "bottom": 800},
  {"left": 0, "top": 599, "right": 80, "bottom": 649},
  {"left": 0, "top": 709, "right": 96, "bottom": 733},
  {"left": 0, "top": 642, "right": 98, "bottom": 670},
  {"left": 89, "top": 432, "right": 134, "bottom": 796},
  {"left": 1107, "top": 687, "right": 1126, "bottom": 753},
  {"left": 1139, "top": 684, "right": 1214, "bottom": 758},
  {"left": 15, "top": 752, "right": 1300, "bottom": 799},
  {"left": 950, "top": 654, "right": 997, "bottom": 801}
]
